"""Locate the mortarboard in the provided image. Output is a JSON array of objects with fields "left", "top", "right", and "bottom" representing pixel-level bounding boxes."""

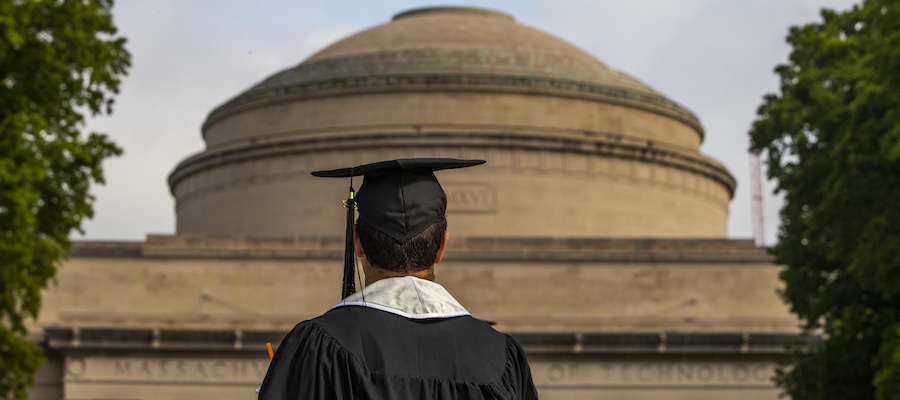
[{"left": 312, "top": 158, "right": 485, "bottom": 298}]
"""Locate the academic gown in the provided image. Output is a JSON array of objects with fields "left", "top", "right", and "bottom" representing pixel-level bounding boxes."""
[{"left": 257, "top": 276, "right": 538, "bottom": 400}]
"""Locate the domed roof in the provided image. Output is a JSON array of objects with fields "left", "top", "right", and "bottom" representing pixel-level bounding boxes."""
[
  {"left": 209, "top": 7, "right": 701, "bottom": 134},
  {"left": 173, "top": 6, "right": 735, "bottom": 240}
]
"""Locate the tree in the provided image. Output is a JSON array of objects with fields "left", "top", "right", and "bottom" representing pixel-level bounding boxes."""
[
  {"left": 0, "top": 0, "right": 129, "bottom": 398},
  {"left": 749, "top": 0, "right": 900, "bottom": 399}
]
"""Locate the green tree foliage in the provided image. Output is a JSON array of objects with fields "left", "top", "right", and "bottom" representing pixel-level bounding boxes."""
[
  {"left": 0, "top": 0, "right": 129, "bottom": 398},
  {"left": 749, "top": 0, "right": 900, "bottom": 398}
]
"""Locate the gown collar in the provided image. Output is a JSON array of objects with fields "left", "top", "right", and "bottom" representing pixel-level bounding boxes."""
[{"left": 331, "top": 276, "right": 470, "bottom": 319}]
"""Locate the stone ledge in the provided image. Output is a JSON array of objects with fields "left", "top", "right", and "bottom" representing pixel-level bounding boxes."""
[
  {"left": 69, "top": 241, "right": 143, "bottom": 258},
  {"left": 206, "top": 74, "right": 702, "bottom": 137},
  {"left": 44, "top": 326, "right": 814, "bottom": 356},
  {"left": 69, "top": 236, "right": 772, "bottom": 263},
  {"left": 516, "top": 331, "right": 817, "bottom": 356},
  {"left": 44, "top": 327, "right": 284, "bottom": 353}
]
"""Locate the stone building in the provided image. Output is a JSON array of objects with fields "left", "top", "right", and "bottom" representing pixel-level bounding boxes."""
[{"left": 29, "top": 7, "right": 795, "bottom": 400}]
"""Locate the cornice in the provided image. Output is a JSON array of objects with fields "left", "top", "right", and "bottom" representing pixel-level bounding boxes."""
[
  {"left": 43, "top": 326, "right": 813, "bottom": 356},
  {"left": 203, "top": 74, "right": 703, "bottom": 139},
  {"left": 168, "top": 130, "right": 735, "bottom": 200},
  {"left": 70, "top": 236, "right": 772, "bottom": 263}
]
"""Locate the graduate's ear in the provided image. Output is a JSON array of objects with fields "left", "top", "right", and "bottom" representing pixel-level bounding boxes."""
[
  {"left": 433, "top": 229, "right": 450, "bottom": 265},
  {"left": 354, "top": 224, "right": 366, "bottom": 258}
]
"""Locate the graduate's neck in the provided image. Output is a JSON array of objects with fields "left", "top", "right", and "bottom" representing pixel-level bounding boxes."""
[{"left": 363, "top": 263, "right": 435, "bottom": 286}]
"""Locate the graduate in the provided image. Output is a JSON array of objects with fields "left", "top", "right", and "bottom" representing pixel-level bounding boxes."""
[{"left": 257, "top": 158, "right": 538, "bottom": 400}]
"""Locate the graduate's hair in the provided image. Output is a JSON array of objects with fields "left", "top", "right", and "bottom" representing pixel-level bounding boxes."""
[{"left": 356, "top": 217, "right": 447, "bottom": 273}]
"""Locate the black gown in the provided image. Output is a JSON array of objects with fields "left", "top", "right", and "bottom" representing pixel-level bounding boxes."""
[{"left": 257, "top": 305, "right": 538, "bottom": 400}]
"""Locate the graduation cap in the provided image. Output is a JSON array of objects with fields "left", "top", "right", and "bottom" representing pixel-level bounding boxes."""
[{"left": 312, "top": 158, "right": 485, "bottom": 298}]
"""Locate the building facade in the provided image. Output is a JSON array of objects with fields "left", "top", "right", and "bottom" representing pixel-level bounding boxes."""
[{"left": 30, "top": 7, "right": 796, "bottom": 400}]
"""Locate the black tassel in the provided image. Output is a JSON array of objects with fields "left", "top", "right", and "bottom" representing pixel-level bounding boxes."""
[{"left": 342, "top": 187, "right": 356, "bottom": 299}]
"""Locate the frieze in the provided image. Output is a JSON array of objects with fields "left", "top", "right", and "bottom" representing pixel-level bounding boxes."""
[
  {"left": 533, "top": 361, "right": 775, "bottom": 387},
  {"left": 62, "top": 355, "right": 775, "bottom": 388},
  {"left": 169, "top": 134, "right": 734, "bottom": 209},
  {"left": 65, "top": 356, "right": 268, "bottom": 384}
]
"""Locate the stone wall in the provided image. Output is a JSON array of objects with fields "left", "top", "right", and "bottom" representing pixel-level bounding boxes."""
[{"left": 27, "top": 236, "right": 796, "bottom": 399}]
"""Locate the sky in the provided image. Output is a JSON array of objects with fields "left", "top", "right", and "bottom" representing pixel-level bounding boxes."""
[{"left": 77, "top": 0, "right": 860, "bottom": 244}]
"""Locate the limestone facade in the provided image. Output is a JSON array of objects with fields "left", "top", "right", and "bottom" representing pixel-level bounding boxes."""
[
  {"left": 28, "top": 7, "right": 795, "bottom": 400},
  {"left": 31, "top": 236, "right": 794, "bottom": 399}
]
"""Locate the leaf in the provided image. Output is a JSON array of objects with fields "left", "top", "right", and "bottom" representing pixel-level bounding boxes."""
[
  {"left": 0, "top": 0, "right": 130, "bottom": 398},
  {"left": 749, "top": 0, "right": 900, "bottom": 398}
]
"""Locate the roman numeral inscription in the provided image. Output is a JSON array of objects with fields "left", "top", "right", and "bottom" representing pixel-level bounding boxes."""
[{"left": 444, "top": 183, "right": 495, "bottom": 213}]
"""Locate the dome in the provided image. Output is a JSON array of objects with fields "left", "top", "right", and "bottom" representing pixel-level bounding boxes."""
[
  {"left": 170, "top": 7, "right": 735, "bottom": 239},
  {"left": 205, "top": 7, "right": 702, "bottom": 140}
]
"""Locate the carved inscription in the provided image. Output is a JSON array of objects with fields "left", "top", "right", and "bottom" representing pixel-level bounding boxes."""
[
  {"left": 444, "top": 183, "right": 495, "bottom": 213},
  {"left": 533, "top": 361, "right": 775, "bottom": 387},
  {"left": 65, "top": 357, "right": 775, "bottom": 388},
  {"left": 65, "top": 356, "right": 268, "bottom": 383}
]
